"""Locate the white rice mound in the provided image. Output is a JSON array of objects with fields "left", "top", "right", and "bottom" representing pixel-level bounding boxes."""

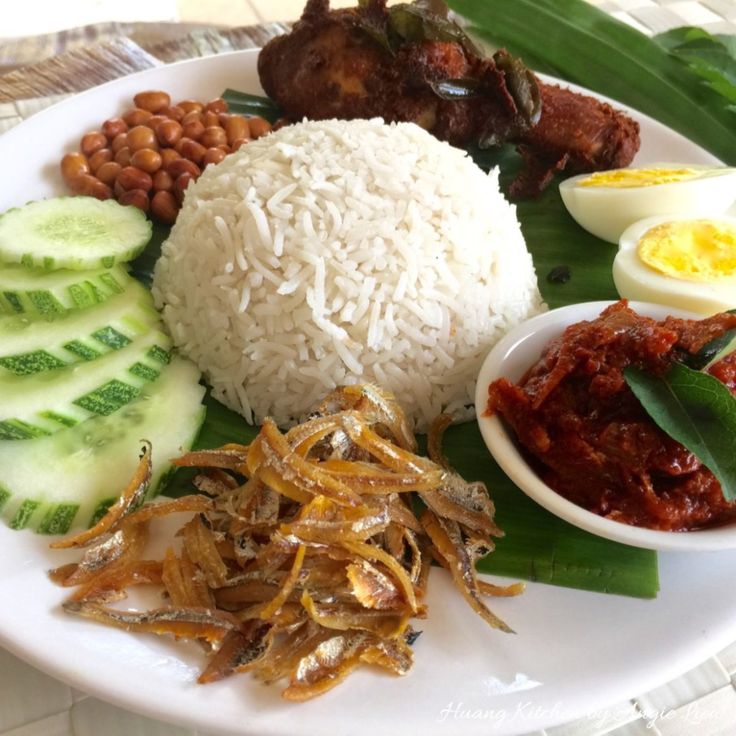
[{"left": 152, "top": 118, "right": 544, "bottom": 430}]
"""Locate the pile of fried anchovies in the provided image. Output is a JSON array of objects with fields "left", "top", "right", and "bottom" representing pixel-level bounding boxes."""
[{"left": 51, "top": 384, "right": 522, "bottom": 700}]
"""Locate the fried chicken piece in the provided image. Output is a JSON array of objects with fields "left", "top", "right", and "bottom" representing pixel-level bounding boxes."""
[
  {"left": 259, "top": 0, "right": 531, "bottom": 146},
  {"left": 511, "top": 83, "right": 642, "bottom": 197},
  {"left": 257, "top": 0, "right": 640, "bottom": 196}
]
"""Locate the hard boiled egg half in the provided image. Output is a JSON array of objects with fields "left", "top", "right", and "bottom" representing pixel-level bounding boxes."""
[
  {"left": 613, "top": 214, "right": 736, "bottom": 314},
  {"left": 559, "top": 165, "right": 736, "bottom": 243}
]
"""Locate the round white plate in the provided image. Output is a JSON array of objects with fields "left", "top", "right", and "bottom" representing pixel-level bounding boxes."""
[{"left": 1, "top": 49, "right": 736, "bottom": 736}]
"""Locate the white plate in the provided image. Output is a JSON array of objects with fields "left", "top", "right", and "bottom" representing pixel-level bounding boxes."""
[
  {"left": 1, "top": 49, "right": 736, "bottom": 736},
  {"left": 475, "top": 300, "right": 736, "bottom": 552}
]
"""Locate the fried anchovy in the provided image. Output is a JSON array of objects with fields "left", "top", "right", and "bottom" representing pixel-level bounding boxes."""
[
  {"left": 63, "top": 602, "right": 239, "bottom": 643},
  {"left": 51, "top": 442, "right": 152, "bottom": 549}
]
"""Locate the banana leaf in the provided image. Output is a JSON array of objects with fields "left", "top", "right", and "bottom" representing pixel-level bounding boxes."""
[{"left": 446, "top": 0, "right": 736, "bottom": 166}]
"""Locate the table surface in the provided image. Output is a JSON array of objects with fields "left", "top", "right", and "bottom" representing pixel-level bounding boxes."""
[{"left": 1, "top": 2, "right": 736, "bottom": 735}]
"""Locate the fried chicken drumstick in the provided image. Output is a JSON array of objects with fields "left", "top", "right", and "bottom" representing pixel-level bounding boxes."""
[{"left": 258, "top": 0, "right": 640, "bottom": 196}]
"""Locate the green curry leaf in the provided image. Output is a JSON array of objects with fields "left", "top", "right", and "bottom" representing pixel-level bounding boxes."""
[{"left": 624, "top": 364, "right": 736, "bottom": 502}]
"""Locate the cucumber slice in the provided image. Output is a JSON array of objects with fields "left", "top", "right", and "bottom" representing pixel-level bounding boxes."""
[
  {"left": 0, "top": 197, "right": 151, "bottom": 271},
  {"left": 0, "top": 355, "right": 206, "bottom": 533},
  {"left": 0, "top": 329, "right": 172, "bottom": 440},
  {"left": 0, "top": 263, "right": 129, "bottom": 316},
  {"left": 0, "top": 280, "right": 160, "bottom": 376}
]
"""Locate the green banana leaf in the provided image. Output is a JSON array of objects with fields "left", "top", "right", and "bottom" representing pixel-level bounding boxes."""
[{"left": 446, "top": 0, "right": 736, "bottom": 166}]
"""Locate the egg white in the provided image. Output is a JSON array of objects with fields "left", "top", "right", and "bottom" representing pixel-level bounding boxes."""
[
  {"left": 559, "top": 164, "right": 736, "bottom": 244},
  {"left": 613, "top": 214, "right": 736, "bottom": 315}
]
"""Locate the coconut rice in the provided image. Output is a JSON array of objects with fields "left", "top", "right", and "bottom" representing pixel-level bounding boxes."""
[{"left": 152, "top": 118, "right": 544, "bottom": 430}]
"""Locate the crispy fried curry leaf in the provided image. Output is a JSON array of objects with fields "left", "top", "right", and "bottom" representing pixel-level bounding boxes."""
[
  {"left": 624, "top": 364, "right": 736, "bottom": 502},
  {"left": 446, "top": 0, "right": 736, "bottom": 165},
  {"left": 493, "top": 50, "right": 542, "bottom": 127},
  {"left": 389, "top": 1, "right": 481, "bottom": 53}
]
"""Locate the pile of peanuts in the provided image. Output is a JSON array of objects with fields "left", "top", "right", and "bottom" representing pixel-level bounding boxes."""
[{"left": 60, "top": 90, "right": 273, "bottom": 224}]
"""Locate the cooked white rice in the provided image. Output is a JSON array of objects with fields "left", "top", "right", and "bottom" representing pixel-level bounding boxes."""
[{"left": 152, "top": 118, "right": 543, "bottom": 430}]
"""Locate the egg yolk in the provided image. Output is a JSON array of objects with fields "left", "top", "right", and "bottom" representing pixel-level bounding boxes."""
[
  {"left": 638, "top": 220, "right": 736, "bottom": 282},
  {"left": 579, "top": 168, "right": 700, "bottom": 188}
]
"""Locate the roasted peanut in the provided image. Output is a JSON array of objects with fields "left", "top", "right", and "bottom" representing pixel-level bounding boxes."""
[
  {"left": 160, "top": 148, "right": 181, "bottom": 168},
  {"left": 202, "top": 110, "right": 221, "bottom": 128},
  {"left": 151, "top": 190, "right": 179, "bottom": 224},
  {"left": 96, "top": 161, "right": 122, "bottom": 185},
  {"left": 248, "top": 116, "right": 272, "bottom": 139},
  {"left": 166, "top": 157, "right": 200, "bottom": 179},
  {"left": 206, "top": 98, "right": 228, "bottom": 114},
  {"left": 147, "top": 114, "right": 167, "bottom": 131},
  {"left": 203, "top": 147, "right": 226, "bottom": 166},
  {"left": 178, "top": 138, "right": 206, "bottom": 164},
  {"left": 69, "top": 173, "right": 112, "bottom": 200},
  {"left": 60, "top": 152, "right": 90, "bottom": 184},
  {"left": 182, "top": 110, "right": 203, "bottom": 126},
  {"left": 173, "top": 172, "right": 194, "bottom": 204},
  {"left": 178, "top": 100, "right": 204, "bottom": 114},
  {"left": 230, "top": 137, "right": 248, "bottom": 151},
  {"left": 127, "top": 125, "right": 158, "bottom": 153},
  {"left": 182, "top": 119, "right": 205, "bottom": 141},
  {"left": 200, "top": 126, "right": 227, "bottom": 149},
  {"left": 80, "top": 131, "right": 107, "bottom": 157},
  {"left": 114, "top": 147, "right": 132, "bottom": 167},
  {"left": 156, "top": 119, "right": 183, "bottom": 147},
  {"left": 116, "top": 166, "right": 153, "bottom": 192},
  {"left": 131, "top": 148, "right": 162, "bottom": 174},
  {"left": 133, "top": 90, "right": 171, "bottom": 113},
  {"left": 118, "top": 188, "right": 150, "bottom": 212},
  {"left": 88, "top": 148, "right": 112, "bottom": 173},
  {"left": 111, "top": 132, "right": 128, "bottom": 153},
  {"left": 152, "top": 169, "right": 174, "bottom": 191},
  {"left": 161, "top": 105, "right": 185, "bottom": 121},
  {"left": 101, "top": 117, "right": 128, "bottom": 140},
  {"left": 122, "top": 107, "right": 152, "bottom": 126},
  {"left": 224, "top": 115, "right": 250, "bottom": 145}
]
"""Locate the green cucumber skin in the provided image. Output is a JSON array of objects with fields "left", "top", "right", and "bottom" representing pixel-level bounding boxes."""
[
  {"left": 0, "top": 356, "right": 206, "bottom": 534},
  {"left": 0, "top": 330, "right": 172, "bottom": 440},
  {"left": 0, "top": 282, "right": 160, "bottom": 376},
  {"left": 0, "top": 196, "right": 152, "bottom": 271},
  {"left": 0, "top": 264, "right": 130, "bottom": 317}
]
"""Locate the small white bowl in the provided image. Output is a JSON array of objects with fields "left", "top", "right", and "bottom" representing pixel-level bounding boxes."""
[{"left": 475, "top": 301, "right": 736, "bottom": 552}]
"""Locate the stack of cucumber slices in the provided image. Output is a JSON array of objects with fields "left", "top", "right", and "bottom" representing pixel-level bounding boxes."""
[{"left": 0, "top": 196, "right": 206, "bottom": 534}]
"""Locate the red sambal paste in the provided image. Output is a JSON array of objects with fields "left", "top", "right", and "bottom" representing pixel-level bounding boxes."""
[{"left": 486, "top": 300, "right": 736, "bottom": 531}]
